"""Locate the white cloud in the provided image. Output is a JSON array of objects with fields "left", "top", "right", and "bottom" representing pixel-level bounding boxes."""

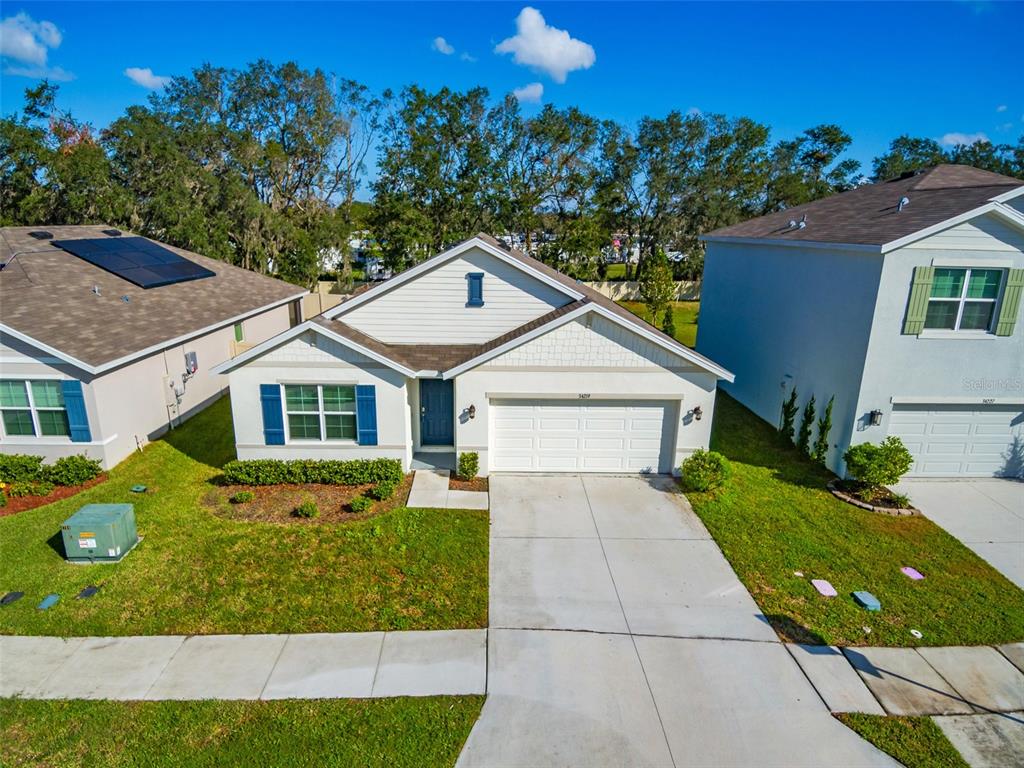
[
  {"left": 0, "top": 12, "right": 61, "bottom": 65},
  {"left": 940, "top": 131, "right": 989, "bottom": 147},
  {"left": 460, "top": 52, "right": 477, "bottom": 63},
  {"left": 996, "top": 104, "right": 1007, "bottom": 112},
  {"left": 124, "top": 66, "right": 171, "bottom": 90},
  {"left": 512, "top": 82, "right": 543, "bottom": 104},
  {"left": 432, "top": 36, "right": 454, "bottom": 55},
  {"left": 3, "top": 64, "right": 74, "bottom": 81},
  {"left": 495, "top": 7, "right": 595, "bottom": 83}
]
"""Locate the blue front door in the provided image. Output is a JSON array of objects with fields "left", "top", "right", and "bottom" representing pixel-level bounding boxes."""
[{"left": 420, "top": 379, "right": 454, "bottom": 445}]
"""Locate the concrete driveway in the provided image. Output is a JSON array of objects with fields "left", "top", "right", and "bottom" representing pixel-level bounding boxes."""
[
  {"left": 458, "top": 475, "right": 899, "bottom": 768},
  {"left": 895, "top": 479, "right": 1024, "bottom": 589}
]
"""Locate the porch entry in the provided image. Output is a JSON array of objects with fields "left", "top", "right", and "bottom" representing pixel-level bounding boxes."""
[{"left": 419, "top": 379, "right": 454, "bottom": 446}]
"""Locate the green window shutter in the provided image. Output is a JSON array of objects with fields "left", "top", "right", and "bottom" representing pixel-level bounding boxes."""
[
  {"left": 903, "top": 266, "right": 935, "bottom": 335},
  {"left": 995, "top": 268, "right": 1024, "bottom": 337}
]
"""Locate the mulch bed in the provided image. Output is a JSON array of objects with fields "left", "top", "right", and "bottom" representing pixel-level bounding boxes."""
[
  {"left": 205, "top": 473, "right": 414, "bottom": 525},
  {"left": 449, "top": 476, "right": 488, "bottom": 492},
  {"left": 828, "top": 480, "right": 919, "bottom": 517},
  {"left": 0, "top": 475, "right": 108, "bottom": 517}
]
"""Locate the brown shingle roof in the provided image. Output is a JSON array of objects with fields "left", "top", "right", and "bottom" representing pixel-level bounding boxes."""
[
  {"left": 1, "top": 225, "right": 305, "bottom": 370},
  {"left": 703, "top": 164, "right": 1023, "bottom": 246}
]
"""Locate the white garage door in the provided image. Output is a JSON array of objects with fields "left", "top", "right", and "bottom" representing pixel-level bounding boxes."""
[
  {"left": 889, "top": 404, "right": 1024, "bottom": 478},
  {"left": 490, "top": 399, "right": 675, "bottom": 473}
]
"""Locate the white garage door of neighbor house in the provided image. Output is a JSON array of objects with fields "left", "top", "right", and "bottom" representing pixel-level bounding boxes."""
[
  {"left": 490, "top": 399, "right": 675, "bottom": 473},
  {"left": 888, "top": 404, "right": 1024, "bottom": 478}
]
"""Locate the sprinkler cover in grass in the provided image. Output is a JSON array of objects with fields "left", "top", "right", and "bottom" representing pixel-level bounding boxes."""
[
  {"left": 1, "top": 591, "right": 24, "bottom": 606},
  {"left": 37, "top": 593, "right": 60, "bottom": 610},
  {"left": 130, "top": 485, "right": 147, "bottom": 493},
  {"left": 76, "top": 585, "right": 99, "bottom": 599}
]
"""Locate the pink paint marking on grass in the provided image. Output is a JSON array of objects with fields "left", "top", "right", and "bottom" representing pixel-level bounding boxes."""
[
  {"left": 901, "top": 567, "right": 924, "bottom": 580},
  {"left": 811, "top": 579, "right": 837, "bottom": 597}
]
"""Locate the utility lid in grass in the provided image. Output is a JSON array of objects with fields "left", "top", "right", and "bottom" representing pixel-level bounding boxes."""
[
  {"left": 1, "top": 591, "right": 24, "bottom": 606},
  {"left": 76, "top": 585, "right": 100, "bottom": 599},
  {"left": 37, "top": 594, "right": 59, "bottom": 610}
]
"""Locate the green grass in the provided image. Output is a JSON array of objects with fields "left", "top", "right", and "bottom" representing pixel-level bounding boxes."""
[
  {"left": 687, "top": 393, "right": 1024, "bottom": 647},
  {"left": 836, "top": 713, "right": 969, "bottom": 768},
  {"left": 1, "top": 696, "right": 484, "bottom": 768},
  {"left": 0, "top": 397, "right": 488, "bottom": 636},
  {"left": 603, "top": 263, "right": 629, "bottom": 280},
  {"left": 618, "top": 300, "right": 700, "bottom": 348}
]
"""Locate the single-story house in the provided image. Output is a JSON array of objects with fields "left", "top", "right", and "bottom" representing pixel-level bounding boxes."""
[
  {"left": 1, "top": 225, "right": 306, "bottom": 469},
  {"left": 213, "top": 234, "right": 733, "bottom": 475},
  {"left": 698, "top": 164, "right": 1024, "bottom": 478}
]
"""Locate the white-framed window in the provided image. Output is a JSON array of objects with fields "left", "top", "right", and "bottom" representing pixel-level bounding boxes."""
[
  {"left": 284, "top": 384, "right": 357, "bottom": 441},
  {"left": 924, "top": 268, "right": 1004, "bottom": 332},
  {"left": 0, "top": 380, "right": 70, "bottom": 437}
]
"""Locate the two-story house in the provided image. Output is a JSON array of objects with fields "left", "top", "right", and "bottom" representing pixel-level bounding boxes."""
[
  {"left": 214, "top": 234, "right": 734, "bottom": 475},
  {"left": 698, "top": 165, "right": 1024, "bottom": 478}
]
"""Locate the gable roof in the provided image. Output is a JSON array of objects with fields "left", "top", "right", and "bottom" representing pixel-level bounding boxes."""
[
  {"left": 216, "top": 234, "right": 734, "bottom": 381},
  {"left": 1, "top": 225, "right": 306, "bottom": 374},
  {"left": 702, "top": 164, "right": 1024, "bottom": 250}
]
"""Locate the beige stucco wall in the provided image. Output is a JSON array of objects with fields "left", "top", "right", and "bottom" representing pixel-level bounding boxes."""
[{"left": 1, "top": 302, "right": 294, "bottom": 469}]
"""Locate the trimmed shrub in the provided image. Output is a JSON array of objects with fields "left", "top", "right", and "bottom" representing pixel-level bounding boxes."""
[
  {"left": 457, "top": 452, "right": 479, "bottom": 481},
  {"left": 797, "top": 395, "right": 816, "bottom": 456},
  {"left": 7, "top": 480, "right": 54, "bottom": 498},
  {"left": 293, "top": 499, "right": 319, "bottom": 518},
  {"left": 367, "top": 482, "right": 395, "bottom": 501},
  {"left": 229, "top": 490, "right": 255, "bottom": 504},
  {"left": 843, "top": 437, "right": 914, "bottom": 501},
  {"left": 0, "top": 454, "right": 44, "bottom": 483},
  {"left": 679, "top": 449, "right": 732, "bottom": 492},
  {"left": 812, "top": 396, "right": 835, "bottom": 466},
  {"left": 43, "top": 455, "right": 102, "bottom": 486},
  {"left": 779, "top": 388, "right": 799, "bottom": 444},
  {"left": 222, "top": 458, "right": 402, "bottom": 487},
  {"left": 349, "top": 496, "right": 372, "bottom": 513}
]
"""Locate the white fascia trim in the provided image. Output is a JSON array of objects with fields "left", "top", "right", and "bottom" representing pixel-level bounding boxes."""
[
  {"left": 442, "top": 303, "right": 735, "bottom": 382},
  {"left": 2, "top": 292, "right": 306, "bottom": 377},
  {"left": 324, "top": 237, "right": 584, "bottom": 319},
  {"left": 209, "top": 320, "right": 417, "bottom": 378},
  {"left": 699, "top": 235, "right": 881, "bottom": 253},
  {"left": 880, "top": 202, "right": 1024, "bottom": 253}
]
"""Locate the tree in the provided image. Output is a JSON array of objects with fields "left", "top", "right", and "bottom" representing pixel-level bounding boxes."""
[
  {"left": 871, "top": 134, "right": 1024, "bottom": 181},
  {"left": 812, "top": 396, "right": 834, "bottom": 465},
  {"left": 638, "top": 250, "right": 675, "bottom": 328},
  {"left": 797, "top": 395, "right": 816, "bottom": 456},
  {"left": 780, "top": 387, "right": 799, "bottom": 444},
  {"left": 764, "top": 124, "right": 861, "bottom": 211}
]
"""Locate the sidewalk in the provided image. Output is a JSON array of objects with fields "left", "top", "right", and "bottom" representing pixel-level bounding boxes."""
[
  {"left": 0, "top": 629, "right": 486, "bottom": 700},
  {"left": 406, "top": 469, "right": 489, "bottom": 510}
]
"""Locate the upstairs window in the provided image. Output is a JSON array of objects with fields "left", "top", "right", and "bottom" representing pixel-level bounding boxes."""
[
  {"left": 467, "top": 273, "right": 484, "bottom": 307},
  {"left": 284, "top": 384, "right": 356, "bottom": 441},
  {"left": 924, "top": 268, "right": 1003, "bottom": 332},
  {"left": 0, "top": 380, "right": 70, "bottom": 437}
]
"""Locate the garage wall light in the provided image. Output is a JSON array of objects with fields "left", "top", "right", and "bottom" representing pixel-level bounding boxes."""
[
  {"left": 693, "top": 406, "right": 703, "bottom": 421},
  {"left": 468, "top": 404, "right": 476, "bottom": 419},
  {"left": 869, "top": 409, "right": 883, "bottom": 426}
]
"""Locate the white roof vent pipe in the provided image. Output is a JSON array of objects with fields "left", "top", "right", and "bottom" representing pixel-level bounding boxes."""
[{"left": 897, "top": 196, "right": 910, "bottom": 212}]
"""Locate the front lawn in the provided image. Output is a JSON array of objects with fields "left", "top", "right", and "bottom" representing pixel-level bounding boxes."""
[
  {"left": 688, "top": 393, "right": 1024, "bottom": 647},
  {"left": 1, "top": 696, "right": 483, "bottom": 768},
  {"left": 835, "top": 713, "right": 969, "bottom": 768},
  {"left": 618, "top": 300, "right": 699, "bottom": 347},
  {"left": 0, "top": 397, "right": 488, "bottom": 636}
]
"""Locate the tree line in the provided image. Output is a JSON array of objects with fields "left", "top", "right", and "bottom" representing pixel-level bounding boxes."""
[{"left": 2, "top": 59, "right": 1022, "bottom": 287}]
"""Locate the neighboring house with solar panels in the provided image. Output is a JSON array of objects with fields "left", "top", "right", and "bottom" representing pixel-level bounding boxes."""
[
  {"left": 698, "top": 165, "right": 1024, "bottom": 478},
  {"left": 212, "top": 234, "right": 733, "bottom": 476},
  {"left": 0, "top": 225, "right": 306, "bottom": 469}
]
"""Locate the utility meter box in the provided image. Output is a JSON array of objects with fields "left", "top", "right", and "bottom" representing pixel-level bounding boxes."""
[{"left": 61, "top": 504, "right": 139, "bottom": 563}]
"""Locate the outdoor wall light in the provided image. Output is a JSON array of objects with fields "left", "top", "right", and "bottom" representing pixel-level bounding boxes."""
[
  {"left": 468, "top": 404, "right": 476, "bottom": 420},
  {"left": 693, "top": 406, "right": 703, "bottom": 421},
  {"left": 869, "top": 409, "right": 883, "bottom": 426}
]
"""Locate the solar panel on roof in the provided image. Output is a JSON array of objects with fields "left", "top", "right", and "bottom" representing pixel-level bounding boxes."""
[{"left": 51, "top": 236, "right": 216, "bottom": 289}]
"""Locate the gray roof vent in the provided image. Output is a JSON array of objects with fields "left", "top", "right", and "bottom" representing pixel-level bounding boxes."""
[
  {"left": 897, "top": 196, "right": 910, "bottom": 212},
  {"left": 92, "top": 285, "right": 101, "bottom": 296},
  {"left": 29, "top": 230, "right": 54, "bottom": 240},
  {"left": 102, "top": 229, "right": 122, "bottom": 237}
]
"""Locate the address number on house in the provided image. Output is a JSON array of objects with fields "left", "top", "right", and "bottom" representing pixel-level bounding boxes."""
[{"left": 578, "top": 393, "right": 591, "bottom": 399}]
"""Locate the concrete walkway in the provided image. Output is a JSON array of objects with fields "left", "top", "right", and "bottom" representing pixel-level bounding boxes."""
[
  {"left": 894, "top": 479, "right": 1024, "bottom": 588},
  {"left": 406, "top": 469, "right": 489, "bottom": 510},
  {"left": 0, "top": 629, "right": 486, "bottom": 700},
  {"left": 457, "top": 474, "right": 900, "bottom": 768}
]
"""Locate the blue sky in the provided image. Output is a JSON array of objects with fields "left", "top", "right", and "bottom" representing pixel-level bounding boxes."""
[{"left": 3, "top": 1, "right": 1022, "bottom": 186}]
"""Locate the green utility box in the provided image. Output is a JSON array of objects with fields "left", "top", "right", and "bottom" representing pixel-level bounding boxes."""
[{"left": 61, "top": 504, "right": 139, "bottom": 563}]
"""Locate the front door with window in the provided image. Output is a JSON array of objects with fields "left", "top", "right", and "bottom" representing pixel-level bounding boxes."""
[{"left": 420, "top": 379, "right": 454, "bottom": 445}]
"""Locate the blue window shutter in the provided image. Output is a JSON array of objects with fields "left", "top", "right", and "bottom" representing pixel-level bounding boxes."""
[
  {"left": 356, "top": 385, "right": 378, "bottom": 446},
  {"left": 61, "top": 380, "right": 91, "bottom": 443},
  {"left": 467, "top": 273, "right": 484, "bottom": 306},
  {"left": 259, "top": 384, "right": 285, "bottom": 445}
]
